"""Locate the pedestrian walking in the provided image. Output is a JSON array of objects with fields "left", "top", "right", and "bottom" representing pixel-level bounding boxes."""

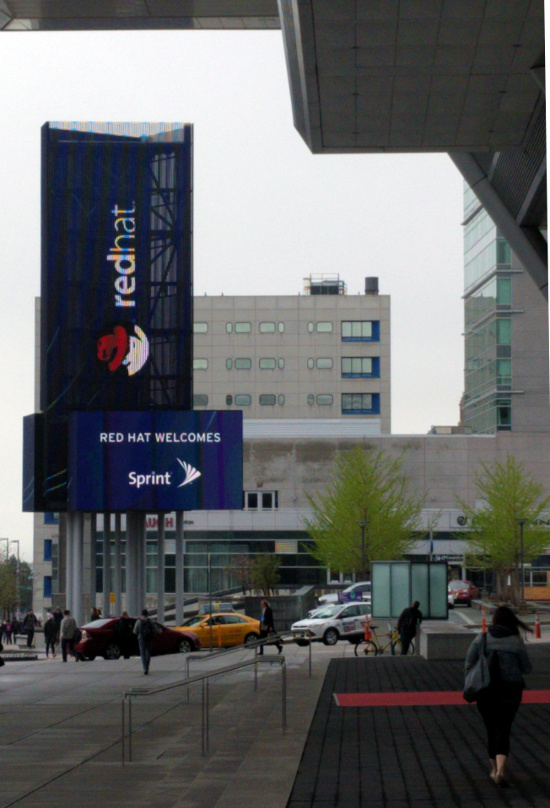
[
  {"left": 22, "top": 609, "right": 38, "bottom": 648},
  {"left": 115, "top": 611, "right": 134, "bottom": 660},
  {"left": 258, "top": 599, "right": 283, "bottom": 654},
  {"left": 43, "top": 613, "right": 58, "bottom": 658},
  {"left": 60, "top": 609, "right": 78, "bottom": 662},
  {"left": 465, "top": 605, "right": 532, "bottom": 787},
  {"left": 134, "top": 609, "right": 157, "bottom": 674},
  {"left": 397, "top": 600, "right": 422, "bottom": 655}
]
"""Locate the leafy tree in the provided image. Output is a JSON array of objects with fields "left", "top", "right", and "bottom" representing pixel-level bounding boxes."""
[
  {"left": 304, "top": 446, "right": 427, "bottom": 577},
  {"left": 225, "top": 554, "right": 252, "bottom": 595},
  {"left": 250, "top": 554, "right": 281, "bottom": 596},
  {"left": 456, "top": 455, "right": 550, "bottom": 603},
  {"left": 0, "top": 559, "right": 17, "bottom": 618},
  {"left": 0, "top": 554, "right": 32, "bottom": 618}
]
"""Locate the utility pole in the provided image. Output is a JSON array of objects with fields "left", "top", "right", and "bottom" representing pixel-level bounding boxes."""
[{"left": 357, "top": 519, "right": 368, "bottom": 580}]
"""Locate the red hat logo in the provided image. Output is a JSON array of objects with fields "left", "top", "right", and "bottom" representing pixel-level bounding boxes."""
[{"left": 97, "top": 324, "right": 149, "bottom": 376}]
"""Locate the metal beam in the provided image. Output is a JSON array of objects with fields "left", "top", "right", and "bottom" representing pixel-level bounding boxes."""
[{"left": 450, "top": 151, "right": 548, "bottom": 298}]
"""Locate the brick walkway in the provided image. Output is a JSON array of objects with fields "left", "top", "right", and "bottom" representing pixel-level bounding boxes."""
[{"left": 287, "top": 646, "right": 550, "bottom": 808}]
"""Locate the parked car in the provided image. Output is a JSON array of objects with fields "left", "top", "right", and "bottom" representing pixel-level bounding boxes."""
[
  {"left": 291, "top": 602, "right": 372, "bottom": 646},
  {"left": 175, "top": 612, "right": 261, "bottom": 648},
  {"left": 318, "top": 581, "right": 371, "bottom": 606},
  {"left": 448, "top": 579, "right": 480, "bottom": 607},
  {"left": 74, "top": 617, "right": 201, "bottom": 660}
]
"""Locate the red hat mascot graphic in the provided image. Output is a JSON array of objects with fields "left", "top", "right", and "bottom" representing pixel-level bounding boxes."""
[{"left": 97, "top": 324, "right": 149, "bottom": 376}]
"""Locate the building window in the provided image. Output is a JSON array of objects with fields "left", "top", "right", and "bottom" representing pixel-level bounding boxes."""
[
  {"left": 342, "top": 357, "right": 379, "bottom": 377},
  {"left": 226, "top": 358, "right": 233, "bottom": 370},
  {"left": 44, "top": 539, "right": 53, "bottom": 562},
  {"left": 341, "top": 393, "right": 380, "bottom": 414},
  {"left": 523, "top": 569, "right": 547, "bottom": 587},
  {"left": 193, "top": 358, "right": 208, "bottom": 370},
  {"left": 234, "top": 358, "right": 252, "bottom": 369},
  {"left": 235, "top": 322, "right": 251, "bottom": 333},
  {"left": 193, "top": 322, "right": 208, "bottom": 333},
  {"left": 235, "top": 394, "right": 252, "bottom": 406},
  {"left": 307, "top": 322, "right": 314, "bottom": 333},
  {"left": 497, "top": 318, "right": 512, "bottom": 345},
  {"left": 497, "top": 359, "right": 512, "bottom": 386},
  {"left": 244, "top": 490, "right": 279, "bottom": 510},
  {"left": 497, "top": 399, "right": 511, "bottom": 430},
  {"left": 259, "top": 394, "right": 276, "bottom": 405},
  {"left": 44, "top": 575, "right": 53, "bottom": 599},
  {"left": 307, "top": 358, "right": 314, "bottom": 369},
  {"left": 278, "top": 358, "right": 285, "bottom": 369},
  {"left": 497, "top": 277, "right": 512, "bottom": 306},
  {"left": 307, "top": 394, "right": 314, "bottom": 405},
  {"left": 226, "top": 395, "right": 233, "bottom": 406},
  {"left": 278, "top": 322, "right": 285, "bottom": 333},
  {"left": 193, "top": 394, "right": 208, "bottom": 407},
  {"left": 316, "top": 357, "right": 333, "bottom": 369},
  {"left": 226, "top": 322, "right": 233, "bottom": 333},
  {"left": 245, "top": 492, "right": 258, "bottom": 509},
  {"left": 278, "top": 394, "right": 285, "bottom": 405},
  {"left": 342, "top": 320, "right": 380, "bottom": 341},
  {"left": 316, "top": 394, "right": 333, "bottom": 405},
  {"left": 316, "top": 321, "right": 333, "bottom": 333},
  {"left": 259, "top": 358, "right": 276, "bottom": 369},
  {"left": 259, "top": 322, "right": 276, "bottom": 333}
]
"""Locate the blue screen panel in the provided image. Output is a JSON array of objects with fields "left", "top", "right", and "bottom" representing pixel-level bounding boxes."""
[{"left": 68, "top": 411, "right": 243, "bottom": 512}]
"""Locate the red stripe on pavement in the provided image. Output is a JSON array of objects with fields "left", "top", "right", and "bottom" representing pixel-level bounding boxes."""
[{"left": 334, "top": 690, "right": 550, "bottom": 707}]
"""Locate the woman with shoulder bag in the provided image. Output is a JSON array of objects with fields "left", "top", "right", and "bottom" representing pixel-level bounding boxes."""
[{"left": 465, "top": 605, "right": 532, "bottom": 788}]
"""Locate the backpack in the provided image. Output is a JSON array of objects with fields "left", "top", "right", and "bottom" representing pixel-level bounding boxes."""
[{"left": 141, "top": 619, "right": 154, "bottom": 643}]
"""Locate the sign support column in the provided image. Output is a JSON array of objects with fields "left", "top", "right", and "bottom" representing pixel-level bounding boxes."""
[
  {"left": 157, "top": 513, "right": 165, "bottom": 623},
  {"left": 175, "top": 511, "right": 184, "bottom": 625}
]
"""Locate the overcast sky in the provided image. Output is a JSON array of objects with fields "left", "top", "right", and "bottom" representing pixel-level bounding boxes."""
[{"left": 0, "top": 30, "right": 465, "bottom": 560}]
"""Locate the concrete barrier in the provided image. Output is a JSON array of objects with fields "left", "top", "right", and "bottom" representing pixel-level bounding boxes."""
[{"left": 418, "top": 624, "right": 476, "bottom": 660}]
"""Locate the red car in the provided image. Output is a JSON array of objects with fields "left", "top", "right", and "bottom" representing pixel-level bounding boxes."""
[
  {"left": 448, "top": 580, "right": 480, "bottom": 607},
  {"left": 74, "top": 617, "right": 201, "bottom": 661}
]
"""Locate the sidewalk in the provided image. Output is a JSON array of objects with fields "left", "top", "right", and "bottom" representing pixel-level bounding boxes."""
[
  {"left": 1, "top": 637, "right": 549, "bottom": 808},
  {"left": 0, "top": 641, "right": 333, "bottom": 808}
]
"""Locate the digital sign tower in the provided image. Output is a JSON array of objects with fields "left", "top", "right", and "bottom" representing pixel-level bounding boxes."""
[
  {"left": 25, "top": 122, "right": 195, "bottom": 512},
  {"left": 23, "top": 122, "right": 243, "bottom": 625}
]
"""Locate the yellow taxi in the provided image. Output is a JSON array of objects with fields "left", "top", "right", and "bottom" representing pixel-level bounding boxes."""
[{"left": 174, "top": 612, "right": 261, "bottom": 648}]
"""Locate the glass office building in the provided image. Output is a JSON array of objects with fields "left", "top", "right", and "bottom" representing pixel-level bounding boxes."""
[{"left": 463, "top": 186, "right": 513, "bottom": 433}]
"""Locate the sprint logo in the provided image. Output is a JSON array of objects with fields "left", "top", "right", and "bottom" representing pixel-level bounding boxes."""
[
  {"left": 177, "top": 459, "right": 201, "bottom": 488},
  {"left": 128, "top": 460, "right": 201, "bottom": 489}
]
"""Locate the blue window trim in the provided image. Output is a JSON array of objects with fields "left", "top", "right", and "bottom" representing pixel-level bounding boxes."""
[
  {"left": 341, "top": 393, "right": 380, "bottom": 415},
  {"left": 341, "top": 321, "right": 380, "bottom": 342},
  {"left": 44, "top": 575, "right": 53, "bottom": 599},
  {"left": 44, "top": 538, "right": 53, "bottom": 562},
  {"left": 342, "top": 357, "right": 380, "bottom": 379}
]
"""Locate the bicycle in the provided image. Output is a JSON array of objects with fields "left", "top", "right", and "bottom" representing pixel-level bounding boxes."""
[{"left": 353, "top": 620, "right": 415, "bottom": 656}]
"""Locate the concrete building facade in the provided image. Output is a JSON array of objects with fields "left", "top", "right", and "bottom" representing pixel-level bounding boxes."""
[{"left": 191, "top": 277, "right": 390, "bottom": 430}]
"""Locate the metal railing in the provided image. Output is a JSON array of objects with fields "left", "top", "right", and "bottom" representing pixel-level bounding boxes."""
[
  {"left": 183, "top": 630, "right": 311, "bottom": 699},
  {"left": 121, "top": 654, "right": 287, "bottom": 764}
]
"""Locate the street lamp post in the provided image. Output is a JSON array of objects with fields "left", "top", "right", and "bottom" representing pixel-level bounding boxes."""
[
  {"left": 516, "top": 518, "right": 527, "bottom": 603},
  {"left": 357, "top": 520, "right": 367, "bottom": 580},
  {"left": 9, "top": 540, "right": 20, "bottom": 619}
]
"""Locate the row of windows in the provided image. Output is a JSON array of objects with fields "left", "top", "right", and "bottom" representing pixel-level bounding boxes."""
[
  {"left": 194, "top": 320, "right": 380, "bottom": 341},
  {"left": 193, "top": 393, "right": 380, "bottom": 414},
  {"left": 193, "top": 356, "right": 380, "bottom": 377},
  {"left": 244, "top": 491, "right": 279, "bottom": 510}
]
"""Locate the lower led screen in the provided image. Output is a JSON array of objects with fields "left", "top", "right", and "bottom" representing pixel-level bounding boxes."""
[{"left": 68, "top": 411, "right": 243, "bottom": 511}]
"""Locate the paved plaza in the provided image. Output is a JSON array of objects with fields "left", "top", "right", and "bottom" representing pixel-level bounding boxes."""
[{"left": 1, "top": 621, "right": 549, "bottom": 808}]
